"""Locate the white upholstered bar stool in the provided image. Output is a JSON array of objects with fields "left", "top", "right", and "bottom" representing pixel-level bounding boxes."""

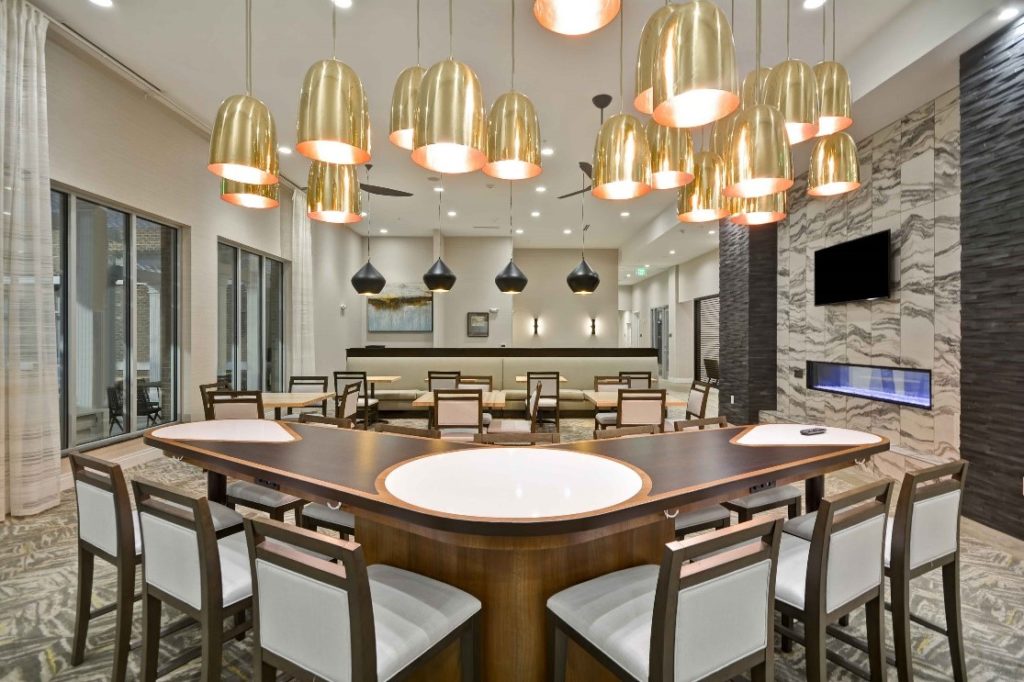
[
  {"left": 244, "top": 517, "right": 481, "bottom": 681},
  {"left": 547, "top": 518, "right": 783, "bottom": 682},
  {"left": 297, "top": 412, "right": 359, "bottom": 539},
  {"left": 435, "top": 389, "right": 485, "bottom": 441},
  {"left": 669, "top": 418, "right": 733, "bottom": 539},
  {"left": 773, "top": 479, "right": 894, "bottom": 682},
  {"left": 132, "top": 478, "right": 253, "bottom": 681}
]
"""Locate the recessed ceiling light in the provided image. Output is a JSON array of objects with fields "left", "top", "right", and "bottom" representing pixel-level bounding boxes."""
[
  {"left": 332, "top": 0, "right": 353, "bottom": 8},
  {"left": 669, "top": 250, "right": 676, "bottom": 255},
  {"left": 277, "top": 145, "right": 292, "bottom": 155},
  {"left": 379, "top": 228, "right": 388, "bottom": 233},
  {"left": 536, "top": 186, "right": 547, "bottom": 193},
  {"left": 563, "top": 228, "right": 572, "bottom": 234},
  {"left": 620, "top": 211, "right": 630, "bottom": 217},
  {"left": 708, "top": 230, "right": 716, "bottom": 235},
  {"left": 515, "top": 228, "right": 524, "bottom": 234},
  {"left": 447, "top": 210, "right": 457, "bottom": 217},
  {"left": 541, "top": 147, "right": 554, "bottom": 156},
  {"left": 89, "top": 0, "right": 114, "bottom": 7},
  {"left": 626, "top": 273, "right": 631, "bottom": 278},
  {"left": 531, "top": 211, "right": 540, "bottom": 217},
  {"left": 998, "top": 7, "right": 1020, "bottom": 20},
  {"left": 802, "top": 0, "right": 826, "bottom": 9},
  {"left": 433, "top": 186, "right": 444, "bottom": 192},
  {"left": 360, "top": 211, "right": 368, "bottom": 217}
]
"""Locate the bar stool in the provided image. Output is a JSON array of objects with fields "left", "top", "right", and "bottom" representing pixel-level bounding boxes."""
[
  {"left": 773, "top": 479, "right": 894, "bottom": 682},
  {"left": 295, "top": 412, "right": 359, "bottom": 538},
  {"left": 244, "top": 517, "right": 481, "bottom": 681},
  {"left": 132, "top": 478, "right": 253, "bottom": 681},
  {"left": 547, "top": 518, "right": 783, "bottom": 681}
]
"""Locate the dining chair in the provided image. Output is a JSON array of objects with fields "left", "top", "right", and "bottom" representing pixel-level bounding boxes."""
[
  {"left": 434, "top": 389, "right": 485, "bottom": 441},
  {"left": 591, "top": 424, "right": 659, "bottom": 440},
  {"left": 244, "top": 517, "right": 481, "bottom": 681},
  {"left": 375, "top": 423, "right": 441, "bottom": 438},
  {"left": 334, "top": 381, "right": 363, "bottom": 427},
  {"left": 596, "top": 389, "right": 667, "bottom": 432},
  {"left": 282, "top": 375, "right": 329, "bottom": 419},
  {"left": 428, "top": 370, "right": 461, "bottom": 391},
  {"left": 132, "top": 478, "right": 253, "bottom": 681},
  {"left": 618, "top": 370, "right": 653, "bottom": 389},
  {"left": 136, "top": 380, "right": 163, "bottom": 426},
  {"left": 333, "top": 371, "right": 378, "bottom": 427},
  {"left": 298, "top": 413, "right": 355, "bottom": 429},
  {"left": 684, "top": 380, "right": 711, "bottom": 420},
  {"left": 547, "top": 518, "right": 783, "bottom": 682},
  {"left": 527, "top": 371, "right": 561, "bottom": 429},
  {"left": 206, "top": 391, "right": 306, "bottom": 523},
  {"left": 774, "top": 479, "right": 894, "bottom": 682},
  {"left": 783, "top": 461, "right": 969, "bottom": 682},
  {"left": 107, "top": 385, "right": 125, "bottom": 435},
  {"left": 488, "top": 382, "right": 541, "bottom": 436},
  {"left": 457, "top": 375, "right": 494, "bottom": 427},
  {"left": 593, "top": 375, "right": 631, "bottom": 430},
  {"left": 198, "top": 379, "right": 229, "bottom": 418}
]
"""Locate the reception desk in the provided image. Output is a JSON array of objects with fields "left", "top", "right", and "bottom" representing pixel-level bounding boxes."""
[{"left": 145, "top": 422, "right": 887, "bottom": 681}]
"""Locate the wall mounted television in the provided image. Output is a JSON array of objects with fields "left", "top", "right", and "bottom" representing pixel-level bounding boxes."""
[{"left": 814, "top": 230, "right": 892, "bottom": 306}]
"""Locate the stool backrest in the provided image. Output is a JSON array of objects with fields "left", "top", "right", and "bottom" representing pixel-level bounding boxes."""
[
  {"left": 807, "top": 479, "right": 894, "bottom": 614},
  {"left": 891, "top": 461, "right": 968, "bottom": 574},
  {"left": 70, "top": 451, "right": 135, "bottom": 561},
  {"left": 428, "top": 371, "right": 460, "bottom": 391},
  {"left": 206, "top": 390, "right": 264, "bottom": 420},
  {"left": 651, "top": 518, "right": 783, "bottom": 681},
  {"left": 527, "top": 371, "right": 560, "bottom": 399},
  {"left": 245, "top": 517, "right": 375, "bottom": 681},
  {"left": 619, "top": 371, "right": 653, "bottom": 389},
  {"left": 336, "top": 382, "right": 361, "bottom": 420},
  {"left": 685, "top": 381, "right": 711, "bottom": 420},
  {"left": 617, "top": 389, "right": 666, "bottom": 430},
  {"left": 434, "top": 390, "right": 483, "bottom": 430}
]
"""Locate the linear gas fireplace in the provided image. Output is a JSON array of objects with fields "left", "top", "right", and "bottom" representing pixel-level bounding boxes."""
[{"left": 806, "top": 361, "right": 932, "bottom": 409}]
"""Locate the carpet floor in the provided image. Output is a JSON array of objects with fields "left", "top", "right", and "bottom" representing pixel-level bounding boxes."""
[{"left": 1, "top": 418, "right": 1021, "bottom": 681}]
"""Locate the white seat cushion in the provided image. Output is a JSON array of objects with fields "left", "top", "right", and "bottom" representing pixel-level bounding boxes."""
[
  {"left": 674, "top": 505, "right": 731, "bottom": 534},
  {"left": 728, "top": 484, "right": 802, "bottom": 510},
  {"left": 227, "top": 480, "right": 301, "bottom": 509},
  {"left": 487, "top": 419, "right": 531, "bottom": 433},
  {"left": 164, "top": 500, "right": 244, "bottom": 534},
  {"left": 774, "top": 533, "right": 813, "bottom": 610},
  {"left": 218, "top": 531, "right": 255, "bottom": 606},
  {"left": 358, "top": 397, "right": 379, "bottom": 407},
  {"left": 369, "top": 564, "right": 481, "bottom": 681},
  {"left": 302, "top": 503, "right": 356, "bottom": 532},
  {"left": 595, "top": 412, "right": 617, "bottom": 425},
  {"left": 782, "top": 512, "right": 817, "bottom": 542},
  {"left": 538, "top": 397, "right": 558, "bottom": 408}
]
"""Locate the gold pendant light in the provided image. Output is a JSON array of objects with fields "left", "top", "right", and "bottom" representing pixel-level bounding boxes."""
[
  {"left": 652, "top": 0, "right": 738, "bottom": 128},
  {"left": 763, "top": 0, "right": 819, "bottom": 144},
  {"left": 729, "top": 192, "right": 787, "bottom": 225},
  {"left": 533, "top": 0, "right": 620, "bottom": 36},
  {"left": 413, "top": 0, "right": 487, "bottom": 174},
  {"left": 808, "top": 131, "right": 860, "bottom": 197},
  {"left": 711, "top": 111, "right": 737, "bottom": 158},
  {"left": 678, "top": 150, "right": 729, "bottom": 222},
  {"left": 484, "top": 0, "right": 542, "bottom": 180},
  {"left": 593, "top": 4, "right": 651, "bottom": 201},
  {"left": 307, "top": 161, "right": 362, "bottom": 223},
  {"left": 815, "top": 1, "right": 852, "bottom": 135},
  {"left": 634, "top": 3, "right": 683, "bottom": 114},
  {"left": 647, "top": 119, "right": 694, "bottom": 190},
  {"left": 741, "top": 68, "right": 771, "bottom": 109},
  {"left": 726, "top": 0, "right": 793, "bottom": 198},
  {"left": 389, "top": 1, "right": 424, "bottom": 151},
  {"left": 220, "top": 179, "right": 279, "bottom": 209},
  {"left": 208, "top": 0, "right": 278, "bottom": 185},
  {"left": 296, "top": 2, "right": 370, "bottom": 164}
]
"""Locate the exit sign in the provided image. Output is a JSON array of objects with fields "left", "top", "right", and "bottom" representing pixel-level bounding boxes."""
[{"left": 634, "top": 266, "right": 647, "bottom": 277}]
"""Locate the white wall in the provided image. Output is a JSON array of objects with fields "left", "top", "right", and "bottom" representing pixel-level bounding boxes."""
[
  {"left": 439, "top": 236, "right": 514, "bottom": 347},
  {"left": 310, "top": 223, "right": 365, "bottom": 374}
]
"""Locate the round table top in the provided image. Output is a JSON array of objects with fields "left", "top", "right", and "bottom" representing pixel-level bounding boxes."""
[{"left": 383, "top": 447, "right": 645, "bottom": 519}]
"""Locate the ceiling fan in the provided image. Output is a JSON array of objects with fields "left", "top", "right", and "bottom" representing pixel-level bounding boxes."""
[
  {"left": 300, "top": 163, "right": 413, "bottom": 197},
  {"left": 557, "top": 94, "right": 611, "bottom": 200}
]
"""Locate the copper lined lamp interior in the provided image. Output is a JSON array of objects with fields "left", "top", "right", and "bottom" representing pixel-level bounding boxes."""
[{"left": 533, "top": 0, "right": 620, "bottom": 36}]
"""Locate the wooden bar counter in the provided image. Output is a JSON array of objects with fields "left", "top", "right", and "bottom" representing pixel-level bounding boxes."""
[{"left": 145, "top": 421, "right": 888, "bottom": 681}]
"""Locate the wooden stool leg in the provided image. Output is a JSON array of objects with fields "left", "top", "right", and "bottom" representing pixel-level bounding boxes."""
[
  {"left": 111, "top": 561, "right": 136, "bottom": 682},
  {"left": 943, "top": 561, "right": 968, "bottom": 682},
  {"left": 71, "top": 547, "right": 95, "bottom": 666},
  {"left": 140, "top": 592, "right": 161, "bottom": 682},
  {"left": 739, "top": 509, "right": 754, "bottom": 523},
  {"left": 805, "top": 614, "right": 827, "bottom": 682},
  {"left": 234, "top": 610, "right": 247, "bottom": 642},
  {"left": 787, "top": 499, "right": 801, "bottom": 519},
  {"left": 547, "top": 616, "right": 567, "bottom": 682},
  {"left": 200, "top": 606, "right": 223, "bottom": 681},
  {"left": 780, "top": 614, "right": 794, "bottom": 653},
  {"left": 891, "top": 575, "right": 914, "bottom": 682},
  {"left": 866, "top": 595, "right": 888, "bottom": 682}
]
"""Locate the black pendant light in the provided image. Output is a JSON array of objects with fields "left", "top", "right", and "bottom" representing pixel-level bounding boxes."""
[
  {"left": 423, "top": 178, "right": 457, "bottom": 292},
  {"left": 352, "top": 168, "right": 386, "bottom": 296},
  {"left": 566, "top": 170, "right": 600, "bottom": 294},
  {"left": 495, "top": 182, "right": 528, "bottom": 294}
]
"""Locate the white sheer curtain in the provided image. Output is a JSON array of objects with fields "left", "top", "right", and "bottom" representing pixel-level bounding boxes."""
[
  {"left": 290, "top": 190, "right": 316, "bottom": 375},
  {"left": 0, "top": 0, "right": 61, "bottom": 518}
]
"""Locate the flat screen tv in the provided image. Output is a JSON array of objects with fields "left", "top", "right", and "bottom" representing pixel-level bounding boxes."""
[{"left": 814, "top": 230, "right": 891, "bottom": 306}]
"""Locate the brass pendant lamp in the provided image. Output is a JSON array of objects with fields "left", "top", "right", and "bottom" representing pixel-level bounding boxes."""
[
  {"left": 208, "top": 0, "right": 278, "bottom": 185},
  {"left": 726, "top": 0, "right": 793, "bottom": 198},
  {"left": 647, "top": 120, "right": 694, "bottom": 190},
  {"left": 678, "top": 129, "right": 729, "bottom": 223},
  {"left": 220, "top": 179, "right": 279, "bottom": 209},
  {"left": 484, "top": 0, "right": 542, "bottom": 180},
  {"left": 423, "top": 180, "right": 457, "bottom": 292},
  {"left": 652, "top": 0, "right": 738, "bottom": 128},
  {"left": 741, "top": 68, "right": 771, "bottom": 109},
  {"left": 296, "top": 2, "right": 370, "bottom": 165},
  {"left": 533, "top": 0, "right": 620, "bottom": 36},
  {"left": 593, "top": 4, "right": 651, "bottom": 201},
  {"left": 389, "top": 0, "right": 425, "bottom": 150},
  {"left": 634, "top": 3, "right": 683, "bottom": 114},
  {"left": 808, "top": 131, "right": 860, "bottom": 196},
  {"left": 412, "top": 0, "right": 487, "bottom": 174},
  {"left": 729, "top": 192, "right": 787, "bottom": 225},
  {"left": 307, "top": 161, "right": 362, "bottom": 223},
  {"left": 815, "top": 0, "right": 852, "bottom": 135},
  {"left": 763, "top": 0, "right": 819, "bottom": 143},
  {"left": 495, "top": 184, "right": 528, "bottom": 294},
  {"left": 567, "top": 172, "right": 600, "bottom": 294}
]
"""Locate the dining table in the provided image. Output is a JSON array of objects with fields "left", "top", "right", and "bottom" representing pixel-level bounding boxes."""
[
  {"left": 412, "top": 389, "right": 507, "bottom": 408},
  {"left": 582, "top": 389, "right": 687, "bottom": 409},
  {"left": 144, "top": 421, "right": 888, "bottom": 682},
  {"left": 365, "top": 374, "right": 400, "bottom": 398},
  {"left": 260, "top": 391, "right": 334, "bottom": 420},
  {"left": 515, "top": 374, "right": 567, "bottom": 383}
]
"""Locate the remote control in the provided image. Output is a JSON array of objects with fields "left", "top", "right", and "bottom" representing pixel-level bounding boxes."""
[{"left": 800, "top": 427, "right": 827, "bottom": 436}]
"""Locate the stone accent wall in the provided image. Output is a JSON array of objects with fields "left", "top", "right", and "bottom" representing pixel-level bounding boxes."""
[{"left": 769, "top": 88, "right": 961, "bottom": 472}]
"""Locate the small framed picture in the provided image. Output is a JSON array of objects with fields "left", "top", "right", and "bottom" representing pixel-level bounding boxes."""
[{"left": 466, "top": 312, "right": 490, "bottom": 338}]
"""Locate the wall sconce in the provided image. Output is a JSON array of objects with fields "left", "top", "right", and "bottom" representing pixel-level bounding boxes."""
[
  {"left": 533, "top": 317, "right": 539, "bottom": 335},
  {"left": 590, "top": 318, "right": 597, "bottom": 335}
]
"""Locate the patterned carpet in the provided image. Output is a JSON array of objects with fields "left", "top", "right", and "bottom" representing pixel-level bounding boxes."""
[{"left": 1, "top": 418, "right": 1022, "bottom": 681}]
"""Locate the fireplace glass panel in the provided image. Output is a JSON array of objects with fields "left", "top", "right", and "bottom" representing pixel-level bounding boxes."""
[{"left": 806, "top": 361, "right": 931, "bottom": 409}]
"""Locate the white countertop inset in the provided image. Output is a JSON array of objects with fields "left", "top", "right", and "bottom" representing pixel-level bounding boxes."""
[
  {"left": 151, "top": 420, "right": 297, "bottom": 443},
  {"left": 735, "top": 424, "right": 883, "bottom": 446},
  {"left": 384, "top": 448, "right": 644, "bottom": 519}
]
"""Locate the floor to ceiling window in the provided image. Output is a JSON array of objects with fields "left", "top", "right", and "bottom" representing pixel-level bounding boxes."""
[
  {"left": 50, "top": 187, "right": 180, "bottom": 450},
  {"left": 217, "top": 242, "right": 285, "bottom": 392}
]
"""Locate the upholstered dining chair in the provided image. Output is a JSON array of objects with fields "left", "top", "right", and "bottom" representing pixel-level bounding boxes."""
[
  {"left": 457, "top": 375, "right": 494, "bottom": 427},
  {"left": 593, "top": 375, "right": 631, "bottom": 430},
  {"left": 784, "top": 461, "right": 969, "bottom": 682},
  {"left": 281, "top": 375, "right": 329, "bottom": 420},
  {"left": 333, "top": 371, "right": 378, "bottom": 427},
  {"left": 684, "top": 380, "right": 711, "bottom": 420},
  {"left": 132, "top": 478, "right": 253, "bottom": 681},
  {"left": 205, "top": 390, "right": 306, "bottom": 523},
  {"left": 526, "top": 370, "right": 561, "bottom": 429},
  {"left": 488, "top": 382, "right": 542, "bottom": 437},
  {"left": 773, "top": 479, "right": 895, "bottom": 682},
  {"left": 547, "top": 518, "right": 783, "bottom": 682},
  {"left": 428, "top": 370, "right": 461, "bottom": 391},
  {"left": 244, "top": 517, "right": 481, "bottom": 682},
  {"left": 595, "top": 389, "right": 667, "bottom": 432},
  {"left": 198, "top": 379, "right": 229, "bottom": 418},
  {"left": 618, "top": 370, "right": 653, "bottom": 389},
  {"left": 435, "top": 389, "right": 485, "bottom": 441},
  {"left": 334, "top": 381, "right": 363, "bottom": 427}
]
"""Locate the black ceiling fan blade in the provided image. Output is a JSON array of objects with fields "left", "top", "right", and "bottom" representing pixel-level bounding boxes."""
[
  {"left": 557, "top": 186, "right": 591, "bottom": 199},
  {"left": 360, "top": 183, "right": 413, "bottom": 197},
  {"left": 579, "top": 161, "right": 593, "bottom": 178}
]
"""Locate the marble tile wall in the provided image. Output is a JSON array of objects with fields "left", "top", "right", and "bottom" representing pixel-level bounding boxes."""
[{"left": 768, "top": 88, "right": 961, "bottom": 468}]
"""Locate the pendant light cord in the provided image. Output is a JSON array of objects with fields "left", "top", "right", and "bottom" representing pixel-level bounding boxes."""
[
  {"left": 244, "top": 0, "right": 252, "bottom": 94},
  {"left": 618, "top": 1, "right": 624, "bottom": 112},
  {"left": 437, "top": 177, "right": 443, "bottom": 233},
  {"left": 786, "top": 0, "right": 791, "bottom": 60},
  {"left": 580, "top": 170, "right": 586, "bottom": 257},
  {"left": 755, "top": 0, "right": 762, "bottom": 101},
  {"left": 832, "top": 0, "right": 837, "bottom": 60},
  {"left": 449, "top": 0, "right": 454, "bottom": 57},
  {"left": 822, "top": 1, "right": 826, "bottom": 61},
  {"left": 416, "top": 0, "right": 421, "bottom": 64},
  {"left": 508, "top": 182, "right": 515, "bottom": 261},
  {"left": 365, "top": 167, "right": 372, "bottom": 261},
  {"left": 510, "top": 0, "right": 516, "bottom": 90},
  {"left": 331, "top": 0, "right": 337, "bottom": 59}
]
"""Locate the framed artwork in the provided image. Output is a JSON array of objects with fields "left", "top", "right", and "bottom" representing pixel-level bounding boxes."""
[
  {"left": 366, "top": 283, "right": 434, "bottom": 333},
  {"left": 466, "top": 312, "right": 490, "bottom": 338}
]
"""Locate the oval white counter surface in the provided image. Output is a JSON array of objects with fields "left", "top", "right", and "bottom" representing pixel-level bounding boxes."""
[
  {"left": 735, "top": 424, "right": 882, "bottom": 446},
  {"left": 151, "top": 419, "right": 297, "bottom": 443},
  {"left": 383, "top": 448, "right": 645, "bottom": 519}
]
